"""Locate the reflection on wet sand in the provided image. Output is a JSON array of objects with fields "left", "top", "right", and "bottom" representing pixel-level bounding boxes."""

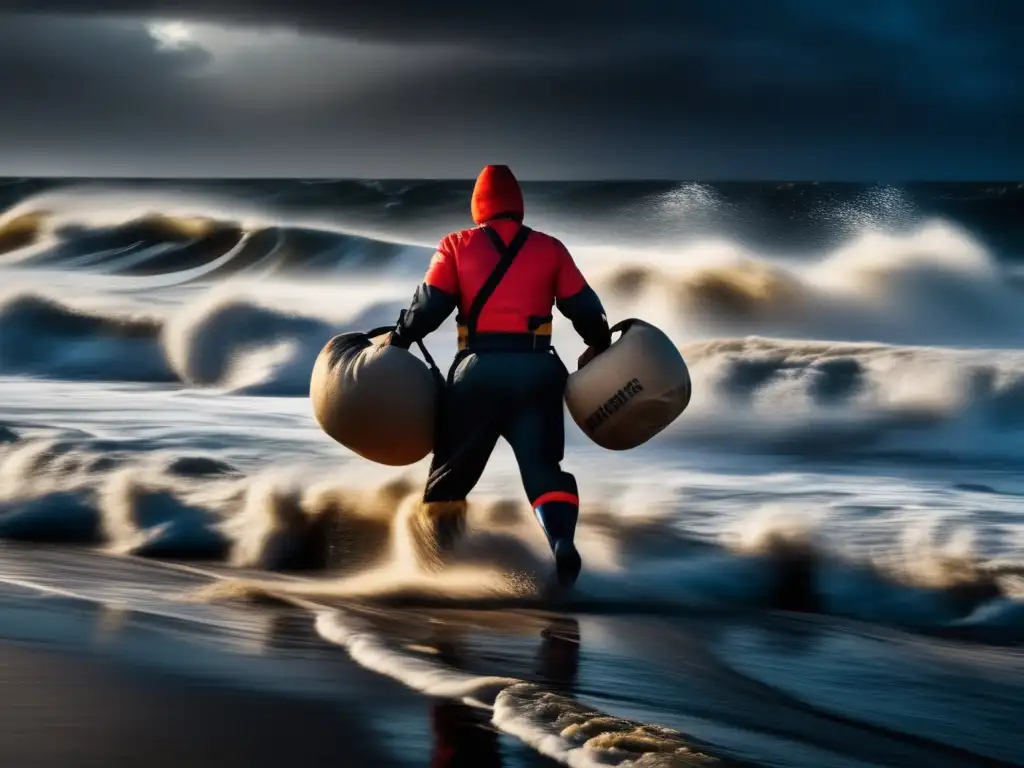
[{"left": 430, "top": 616, "right": 581, "bottom": 768}]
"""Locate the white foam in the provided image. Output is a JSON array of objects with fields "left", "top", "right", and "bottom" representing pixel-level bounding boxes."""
[
  {"left": 493, "top": 683, "right": 724, "bottom": 767},
  {"left": 584, "top": 220, "right": 1024, "bottom": 349},
  {"left": 315, "top": 609, "right": 517, "bottom": 709}
]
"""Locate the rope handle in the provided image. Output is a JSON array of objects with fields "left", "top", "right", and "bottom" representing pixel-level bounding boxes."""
[
  {"left": 365, "top": 321, "right": 442, "bottom": 382},
  {"left": 577, "top": 317, "right": 644, "bottom": 370},
  {"left": 608, "top": 318, "right": 640, "bottom": 338}
]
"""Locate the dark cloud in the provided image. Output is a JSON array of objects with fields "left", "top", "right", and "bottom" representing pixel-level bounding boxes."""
[
  {"left": 0, "top": 2, "right": 725, "bottom": 46},
  {"left": 6, "top": 0, "right": 1022, "bottom": 54},
  {"left": 0, "top": 1, "right": 1020, "bottom": 178},
  {"left": 0, "top": 16, "right": 236, "bottom": 170}
]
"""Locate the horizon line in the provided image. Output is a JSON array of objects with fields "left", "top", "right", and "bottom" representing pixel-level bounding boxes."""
[{"left": 2, "top": 175, "right": 1023, "bottom": 185}]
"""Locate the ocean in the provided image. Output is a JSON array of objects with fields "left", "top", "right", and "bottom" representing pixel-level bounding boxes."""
[{"left": 0, "top": 177, "right": 1022, "bottom": 767}]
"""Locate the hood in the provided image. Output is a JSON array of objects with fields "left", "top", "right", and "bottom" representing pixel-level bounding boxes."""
[{"left": 471, "top": 164, "right": 524, "bottom": 225}]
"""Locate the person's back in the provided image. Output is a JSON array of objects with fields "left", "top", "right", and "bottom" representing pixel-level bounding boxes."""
[
  {"left": 432, "top": 221, "right": 589, "bottom": 343},
  {"left": 386, "top": 165, "right": 611, "bottom": 588}
]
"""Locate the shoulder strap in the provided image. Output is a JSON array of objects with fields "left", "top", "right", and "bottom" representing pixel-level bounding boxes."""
[{"left": 465, "top": 224, "right": 532, "bottom": 339}]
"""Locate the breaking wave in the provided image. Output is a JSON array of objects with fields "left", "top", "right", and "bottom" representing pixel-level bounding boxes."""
[
  {"left": 7, "top": 289, "right": 1024, "bottom": 461},
  {"left": 0, "top": 190, "right": 429, "bottom": 283},
  {"left": 3, "top": 184, "right": 1024, "bottom": 352},
  {"left": 592, "top": 220, "right": 1024, "bottom": 348},
  {"left": 0, "top": 285, "right": 408, "bottom": 395},
  {"left": 0, "top": 429, "right": 1019, "bottom": 645},
  {"left": 671, "top": 336, "right": 1024, "bottom": 462}
]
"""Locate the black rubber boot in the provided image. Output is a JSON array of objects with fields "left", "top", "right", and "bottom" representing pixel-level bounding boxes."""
[{"left": 534, "top": 501, "right": 582, "bottom": 587}]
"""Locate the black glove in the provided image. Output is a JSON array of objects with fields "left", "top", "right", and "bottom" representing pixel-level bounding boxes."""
[
  {"left": 386, "top": 325, "right": 412, "bottom": 350},
  {"left": 577, "top": 346, "right": 599, "bottom": 370}
]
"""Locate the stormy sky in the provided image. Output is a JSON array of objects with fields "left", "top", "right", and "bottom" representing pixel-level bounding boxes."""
[{"left": 0, "top": 1, "right": 1021, "bottom": 179}]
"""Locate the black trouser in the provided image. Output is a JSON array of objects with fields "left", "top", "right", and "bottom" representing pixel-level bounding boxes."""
[{"left": 423, "top": 348, "right": 577, "bottom": 507}]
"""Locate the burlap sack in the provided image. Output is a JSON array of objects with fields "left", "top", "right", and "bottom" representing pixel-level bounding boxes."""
[
  {"left": 565, "top": 318, "right": 691, "bottom": 450},
  {"left": 310, "top": 329, "right": 437, "bottom": 465}
]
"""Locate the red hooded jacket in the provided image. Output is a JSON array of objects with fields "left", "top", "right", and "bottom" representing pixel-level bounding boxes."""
[{"left": 392, "top": 165, "right": 610, "bottom": 353}]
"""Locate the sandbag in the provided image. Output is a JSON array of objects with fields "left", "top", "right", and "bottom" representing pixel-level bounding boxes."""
[
  {"left": 309, "top": 327, "right": 439, "bottom": 466},
  {"left": 565, "top": 318, "right": 691, "bottom": 451}
]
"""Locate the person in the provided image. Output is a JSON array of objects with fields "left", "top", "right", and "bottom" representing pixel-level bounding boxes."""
[{"left": 383, "top": 164, "right": 612, "bottom": 587}]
